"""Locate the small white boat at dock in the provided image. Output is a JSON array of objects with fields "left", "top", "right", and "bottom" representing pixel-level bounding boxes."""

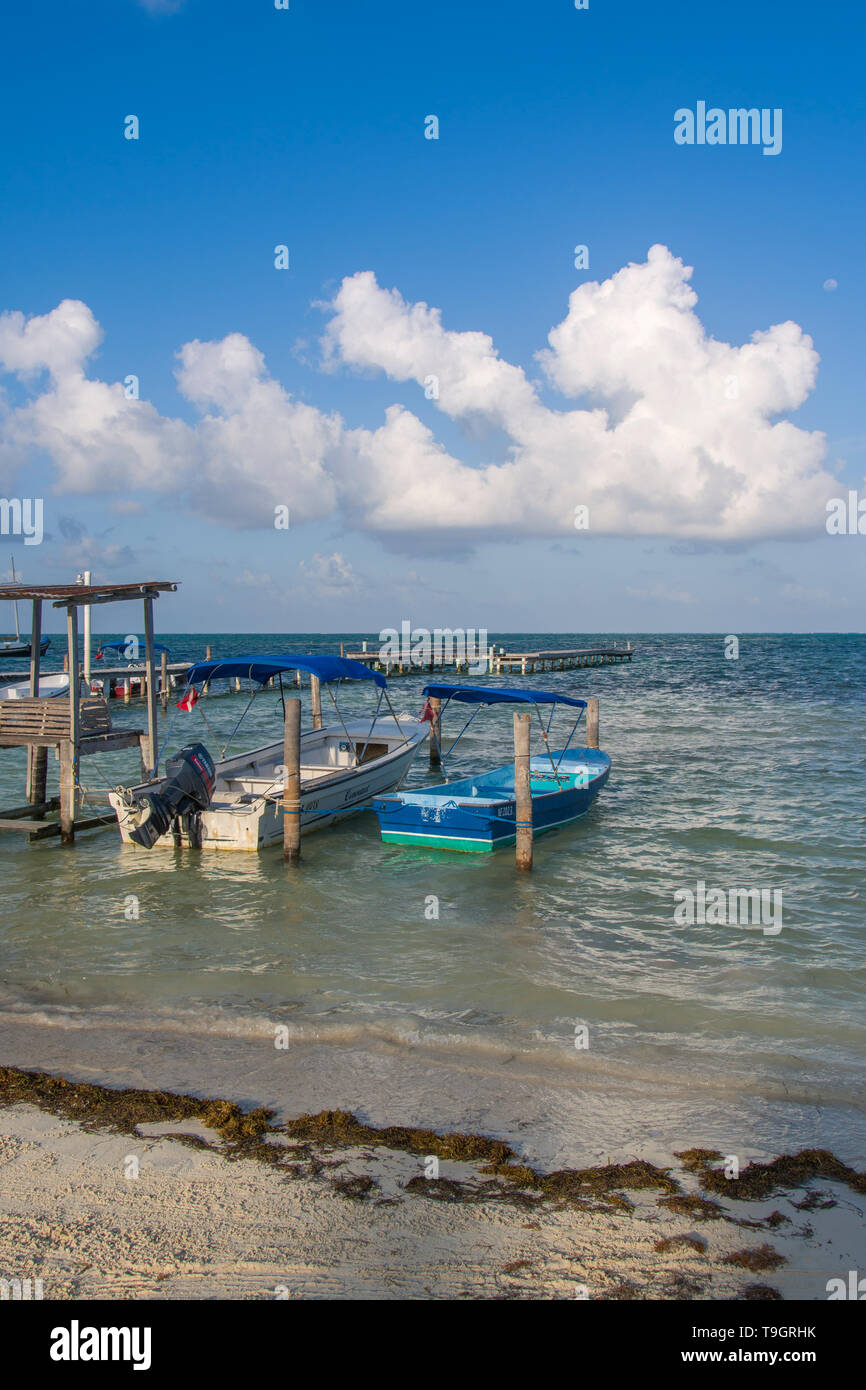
[
  {"left": 0, "top": 672, "right": 69, "bottom": 701},
  {"left": 109, "top": 655, "right": 428, "bottom": 852}
]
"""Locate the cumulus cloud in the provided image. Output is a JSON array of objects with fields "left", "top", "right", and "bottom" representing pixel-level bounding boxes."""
[
  {"left": 326, "top": 247, "right": 835, "bottom": 541},
  {"left": 0, "top": 302, "right": 341, "bottom": 526},
  {"left": 0, "top": 248, "right": 840, "bottom": 545}
]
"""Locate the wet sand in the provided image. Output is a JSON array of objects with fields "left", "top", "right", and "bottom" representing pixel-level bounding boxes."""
[{"left": 0, "top": 1067, "right": 863, "bottom": 1300}]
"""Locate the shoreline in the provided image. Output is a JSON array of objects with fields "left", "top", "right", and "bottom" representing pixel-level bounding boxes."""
[{"left": 1, "top": 1065, "right": 864, "bottom": 1301}]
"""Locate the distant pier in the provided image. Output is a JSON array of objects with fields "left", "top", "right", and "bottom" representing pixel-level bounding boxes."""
[{"left": 341, "top": 642, "right": 633, "bottom": 678}]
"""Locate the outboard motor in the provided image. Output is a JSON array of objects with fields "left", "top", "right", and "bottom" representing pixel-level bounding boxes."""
[{"left": 127, "top": 743, "right": 216, "bottom": 849}]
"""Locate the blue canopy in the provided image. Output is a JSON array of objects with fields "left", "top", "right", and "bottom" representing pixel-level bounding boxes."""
[
  {"left": 184, "top": 653, "right": 387, "bottom": 689},
  {"left": 423, "top": 684, "right": 586, "bottom": 710}
]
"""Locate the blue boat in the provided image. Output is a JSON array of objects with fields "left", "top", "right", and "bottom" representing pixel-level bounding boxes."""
[{"left": 372, "top": 684, "right": 610, "bottom": 853}]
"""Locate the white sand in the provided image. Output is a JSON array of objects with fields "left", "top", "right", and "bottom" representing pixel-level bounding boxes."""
[{"left": 1, "top": 1102, "right": 863, "bottom": 1299}]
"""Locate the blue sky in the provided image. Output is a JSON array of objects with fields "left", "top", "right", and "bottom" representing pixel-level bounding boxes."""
[{"left": 0, "top": 0, "right": 863, "bottom": 633}]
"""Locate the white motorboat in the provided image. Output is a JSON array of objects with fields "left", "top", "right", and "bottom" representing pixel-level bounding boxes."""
[
  {"left": 0, "top": 672, "right": 69, "bottom": 701},
  {"left": 109, "top": 654, "right": 428, "bottom": 852}
]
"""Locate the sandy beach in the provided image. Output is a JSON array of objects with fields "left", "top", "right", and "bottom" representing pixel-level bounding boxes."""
[{"left": 0, "top": 1067, "right": 863, "bottom": 1301}]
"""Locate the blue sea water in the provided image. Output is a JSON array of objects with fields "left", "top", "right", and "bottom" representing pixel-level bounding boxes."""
[{"left": 0, "top": 633, "right": 863, "bottom": 1170}]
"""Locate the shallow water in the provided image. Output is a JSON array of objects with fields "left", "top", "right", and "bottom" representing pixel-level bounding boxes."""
[{"left": 1, "top": 633, "right": 864, "bottom": 1168}]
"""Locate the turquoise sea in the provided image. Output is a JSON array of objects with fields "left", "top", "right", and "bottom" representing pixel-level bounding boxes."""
[{"left": 0, "top": 633, "right": 863, "bottom": 1171}]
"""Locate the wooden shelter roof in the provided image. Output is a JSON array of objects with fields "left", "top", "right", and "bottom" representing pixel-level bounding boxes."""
[{"left": 0, "top": 581, "right": 177, "bottom": 608}]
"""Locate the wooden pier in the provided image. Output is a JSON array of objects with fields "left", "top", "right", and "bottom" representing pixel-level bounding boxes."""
[
  {"left": 0, "top": 579, "right": 178, "bottom": 843},
  {"left": 341, "top": 642, "right": 632, "bottom": 678},
  {"left": 493, "top": 644, "right": 632, "bottom": 675}
]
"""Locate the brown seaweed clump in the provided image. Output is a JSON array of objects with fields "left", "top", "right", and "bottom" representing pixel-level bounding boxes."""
[
  {"left": 699, "top": 1148, "right": 866, "bottom": 1201},
  {"left": 285, "top": 1109, "right": 515, "bottom": 1166},
  {"left": 654, "top": 1234, "right": 707, "bottom": 1254},
  {"left": 741, "top": 1283, "right": 783, "bottom": 1301},
  {"left": 658, "top": 1193, "right": 726, "bottom": 1222},
  {"left": 674, "top": 1148, "right": 725, "bottom": 1172},
  {"left": 722, "top": 1244, "right": 787, "bottom": 1273}
]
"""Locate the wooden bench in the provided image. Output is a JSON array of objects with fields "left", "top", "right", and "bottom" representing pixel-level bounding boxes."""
[{"left": 0, "top": 696, "right": 112, "bottom": 747}]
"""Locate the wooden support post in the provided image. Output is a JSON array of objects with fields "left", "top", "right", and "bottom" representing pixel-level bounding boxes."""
[
  {"left": 26, "top": 599, "right": 48, "bottom": 808},
  {"left": 59, "top": 741, "right": 75, "bottom": 845},
  {"left": 340, "top": 642, "right": 345, "bottom": 658},
  {"left": 586, "top": 697, "right": 599, "bottom": 749},
  {"left": 428, "top": 696, "right": 441, "bottom": 765},
  {"left": 310, "top": 673, "right": 322, "bottom": 730},
  {"left": 282, "top": 697, "right": 301, "bottom": 864},
  {"left": 514, "top": 712, "right": 532, "bottom": 871},
  {"left": 61, "top": 604, "right": 80, "bottom": 845},
  {"left": 160, "top": 650, "right": 168, "bottom": 710},
  {"left": 205, "top": 645, "right": 212, "bottom": 661},
  {"left": 142, "top": 596, "right": 158, "bottom": 776}
]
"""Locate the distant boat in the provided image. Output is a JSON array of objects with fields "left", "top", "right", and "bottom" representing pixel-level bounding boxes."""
[
  {"left": 0, "top": 672, "right": 69, "bottom": 701},
  {"left": 109, "top": 654, "right": 429, "bottom": 851},
  {"left": 372, "top": 684, "right": 611, "bottom": 852},
  {"left": 0, "top": 556, "right": 50, "bottom": 659},
  {"left": 0, "top": 636, "right": 50, "bottom": 660}
]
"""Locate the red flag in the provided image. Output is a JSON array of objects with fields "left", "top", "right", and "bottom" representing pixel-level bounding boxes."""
[
  {"left": 419, "top": 699, "right": 435, "bottom": 723},
  {"left": 176, "top": 687, "right": 199, "bottom": 712}
]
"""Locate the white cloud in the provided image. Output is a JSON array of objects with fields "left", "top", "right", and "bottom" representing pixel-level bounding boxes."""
[
  {"left": 0, "top": 248, "right": 841, "bottom": 546},
  {"left": 325, "top": 247, "right": 835, "bottom": 541},
  {"left": 298, "top": 552, "right": 359, "bottom": 598}
]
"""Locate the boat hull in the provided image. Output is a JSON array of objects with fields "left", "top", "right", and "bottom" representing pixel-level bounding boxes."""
[
  {"left": 373, "top": 748, "right": 610, "bottom": 852},
  {"left": 0, "top": 673, "right": 69, "bottom": 701},
  {"left": 109, "top": 718, "right": 427, "bottom": 852}
]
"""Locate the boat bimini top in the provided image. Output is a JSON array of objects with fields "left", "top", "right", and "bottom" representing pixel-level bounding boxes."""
[
  {"left": 164, "top": 653, "right": 405, "bottom": 776},
  {"left": 184, "top": 654, "right": 387, "bottom": 688},
  {"left": 421, "top": 683, "right": 589, "bottom": 777},
  {"left": 422, "top": 683, "right": 586, "bottom": 709}
]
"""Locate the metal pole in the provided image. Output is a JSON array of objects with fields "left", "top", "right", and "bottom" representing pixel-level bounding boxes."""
[
  {"left": 142, "top": 596, "right": 158, "bottom": 774},
  {"left": 82, "top": 569, "right": 91, "bottom": 687}
]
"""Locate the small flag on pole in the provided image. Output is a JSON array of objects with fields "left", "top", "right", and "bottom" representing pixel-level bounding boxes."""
[{"left": 176, "top": 687, "right": 199, "bottom": 712}]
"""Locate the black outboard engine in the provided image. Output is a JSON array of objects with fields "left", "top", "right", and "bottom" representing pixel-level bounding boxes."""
[{"left": 127, "top": 743, "right": 216, "bottom": 849}]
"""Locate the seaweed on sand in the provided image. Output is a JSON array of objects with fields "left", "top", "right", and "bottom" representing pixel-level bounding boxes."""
[{"left": 698, "top": 1149, "right": 866, "bottom": 1201}]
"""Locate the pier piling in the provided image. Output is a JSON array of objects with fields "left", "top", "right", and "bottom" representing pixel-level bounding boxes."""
[
  {"left": 586, "top": 698, "right": 599, "bottom": 750},
  {"left": 428, "top": 697, "right": 442, "bottom": 765},
  {"left": 310, "top": 673, "right": 323, "bottom": 730},
  {"left": 514, "top": 712, "right": 533, "bottom": 871},
  {"left": 283, "top": 697, "right": 301, "bottom": 865}
]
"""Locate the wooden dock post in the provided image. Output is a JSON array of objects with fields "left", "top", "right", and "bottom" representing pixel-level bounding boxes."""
[
  {"left": 283, "top": 697, "right": 301, "bottom": 865},
  {"left": 142, "top": 596, "right": 159, "bottom": 776},
  {"left": 26, "top": 598, "right": 47, "bottom": 809},
  {"left": 160, "top": 650, "right": 168, "bottom": 710},
  {"left": 585, "top": 697, "right": 599, "bottom": 749},
  {"left": 60, "top": 604, "right": 80, "bottom": 844},
  {"left": 428, "top": 696, "right": 442, "bottom": 765},
  {"left": 310, "top": 672, "right": 322, "bottom": 729},
  {"left": 205, "top": 645, "right": 212, "bottom": 661},
  {"left": 514, "top": 711, "right": 532, "bottom": 871}
]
